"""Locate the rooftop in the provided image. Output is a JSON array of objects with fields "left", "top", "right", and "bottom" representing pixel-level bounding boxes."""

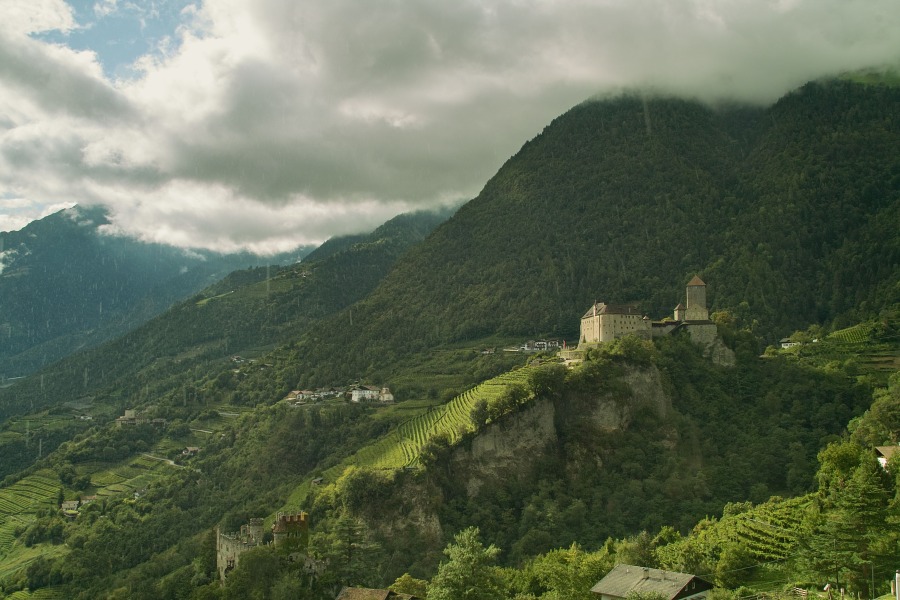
[{"left": 591, "top": 564, "right": 710, "bottom": 600}]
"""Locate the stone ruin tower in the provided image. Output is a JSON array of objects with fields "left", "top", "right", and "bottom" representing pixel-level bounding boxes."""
[
  {"left": 272, "top": 511, "right": 309, "bottom": 553},
  {"left": 216, "top": 517, "right": 265, "bottom": 581}
]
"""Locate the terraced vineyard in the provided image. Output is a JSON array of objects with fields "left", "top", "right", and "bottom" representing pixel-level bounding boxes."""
[
  {"left": 658, "top": 495, "right": 811, "bottom": 568},
  {"left": 90, "top": 456, "right": 169, "bottom": 499},
  {"left": 294, "top": 366, "right": 537, "bottom": 502},
  {"left": 828, "top": 322, "right": 877, "bottom": 344},
  {"left": 6, "top": 587, "right": 70, "bottom": 600},
  {"left": 374, "top": 367, "right": 534, "bottom": 469},
  {"left": 0, "top": 471, "right": 61, "bottom": 569},
  {"left": 728, "top": 496, "right": 809, "bottom": 561},
  {"left": 0, "top": 473, "right": 59, "bottom": 521}
]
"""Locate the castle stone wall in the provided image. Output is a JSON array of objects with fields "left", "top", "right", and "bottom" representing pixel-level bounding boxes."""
[{"left": 216, "top": 529, "right": 260, "bottom": 582}]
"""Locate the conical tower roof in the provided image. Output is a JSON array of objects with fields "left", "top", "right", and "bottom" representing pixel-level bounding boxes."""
[{"left": 687, "top": 275, "right": 705, "bottom": 286}]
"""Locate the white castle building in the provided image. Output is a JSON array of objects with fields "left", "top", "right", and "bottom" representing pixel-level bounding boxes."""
[{"left": 579, "top": 276, "right": 716, "bottom": 347}]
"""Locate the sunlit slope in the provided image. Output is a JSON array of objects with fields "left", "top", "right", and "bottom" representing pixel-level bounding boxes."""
[{"left": 284, "top": 365, "right": 536, "bottom": 507}]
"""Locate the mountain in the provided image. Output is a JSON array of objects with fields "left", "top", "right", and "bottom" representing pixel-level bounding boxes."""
[
  {"left": 278, "top": 80, "right": 899, "bottom": 388},
  {"left": 0, "top": 207, "right": 452, "bottom": 440},
  {"left": 0, "top": 206, "right": 312, "bottom": 379},
  {"left": 0, "top": 80, "right": 897, "bottom": 598}
]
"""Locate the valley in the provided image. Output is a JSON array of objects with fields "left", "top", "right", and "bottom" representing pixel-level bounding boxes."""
[{"left": 0, "top": 79, "right": 897, "bottom": 599}]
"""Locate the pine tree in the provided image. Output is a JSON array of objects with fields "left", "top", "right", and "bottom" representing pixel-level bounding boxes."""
[
  {"left": 428, "top": 527, "right": 505, "bottom": 600},
  {"left": 800, "top": 455, "right": 893, "bottom": 596}
]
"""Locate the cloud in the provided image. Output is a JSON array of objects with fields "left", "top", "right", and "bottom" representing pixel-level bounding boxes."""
[
  {"left": 93, "top": 0, "right": 118, "bottom": 18},
  {"left": 0, "top": 0, "right": 898, "bottom": 252},
  {"left": 0, "top": 0, "right": 76, "bottom": 35},
  {"left": 0, "top": 198, "right": 75, "bottom": 233}
]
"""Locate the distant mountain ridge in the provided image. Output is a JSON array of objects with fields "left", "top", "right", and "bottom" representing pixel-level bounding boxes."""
[{"left": 0, "top": 206, "right": 311, "bottom": 378}]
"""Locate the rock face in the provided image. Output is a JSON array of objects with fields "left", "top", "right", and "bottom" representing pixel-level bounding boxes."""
[
  {"left": 351, "top": 362, "right": 682, "bottom": 577},
  {"left": 459, "top": 398, "right": 558, "bottom": 497},
  {"left": 450, "top": 363, "right": 672, "bottom": 499},
  {"left": 619, "top": 365, "right": 671, "bottom": 420},
  {"left": 706, "top": 336, "right": 737, "bottom": 367}
]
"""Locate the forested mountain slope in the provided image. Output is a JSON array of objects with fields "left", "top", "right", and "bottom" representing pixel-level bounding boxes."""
[
  {"left": 0, "top": 208, "right": 451, "bottom": 472},
  {"left": 0, "top": 206, "right": 311, "bottom": 379},
  {"left": 284, "top": 81, "right": 899, "bottom": 387}
]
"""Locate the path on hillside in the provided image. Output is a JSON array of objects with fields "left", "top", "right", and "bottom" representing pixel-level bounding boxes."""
[{"left": 140, "top": 453, "right": 183, "bottom": 469}]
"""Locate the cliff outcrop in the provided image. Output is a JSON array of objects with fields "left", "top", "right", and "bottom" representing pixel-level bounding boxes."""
[{"left": 349, "top": 362, "right": 677, "bottom": 578}]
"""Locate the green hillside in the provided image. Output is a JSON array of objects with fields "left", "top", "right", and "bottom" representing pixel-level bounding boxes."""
[
  {"left": 0, "top": 209, "right": 449, "bottom": 418},
  {"left": 0, "top": 80, "right": 897, "bottom": 598},
  {"left": 0, "top": 208, "right": 452, "bottom": 480},
  {"left": 280, "top": 80, "right": 899, "bottom": 388}
]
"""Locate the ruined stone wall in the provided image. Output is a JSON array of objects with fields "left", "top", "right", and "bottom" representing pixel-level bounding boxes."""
[{"left": 216, "top": 529, "right": 259, "bottom": 582}]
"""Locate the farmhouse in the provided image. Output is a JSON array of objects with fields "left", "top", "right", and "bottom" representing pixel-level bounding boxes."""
[
  {"left": 350, "top": 386, "right": 394, "bottom": 403},
  {"left": 876, "top": 445, "right": 900, "bottom": 470},
  {"left": 591, "top": 564, "right": 712, "bottom": 600}
]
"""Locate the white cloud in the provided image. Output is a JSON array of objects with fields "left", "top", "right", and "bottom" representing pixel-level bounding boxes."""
[
  {"left": 93, "top": 0, "right": 118, "bottom": 18},
  {"left": 0, "top": 0, "right": 898, "bottom": 252},
  {"left": 0, "top": 199, "right": 75, "bottom": 233},
  {"left": 0, "top": 0, "right": 76, "bottom": 35}
]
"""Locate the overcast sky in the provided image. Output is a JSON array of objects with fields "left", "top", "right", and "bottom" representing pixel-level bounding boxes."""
[{"left": 0, "top": 0, "right": 898, "bottom": 253}]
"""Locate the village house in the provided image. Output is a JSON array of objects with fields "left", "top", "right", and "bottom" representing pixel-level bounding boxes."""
[
  {"left": 60, "top": 496, "right": 96, "bottom": 519},
  {"left": 591, "top": 564, "right": 712, "bottom": 600},
  {"left": 521, "top": 339, "right": 562, "bottom": 352},
  {"left": 60, "top": 500, "right": 80, "bottom": 519},
  {"left": 876, "top": 445, "right": 899, "bottom": 470},
  {"left": 350, "top": 385, "right": 394, "bottom": 403},
  {"left": 115, "top": 409, "right": 167, "bottom": 428}
]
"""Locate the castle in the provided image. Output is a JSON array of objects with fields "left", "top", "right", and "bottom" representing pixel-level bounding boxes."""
[
  {"left": 216, "top": 512, "right": 310, "bottom": 581},
  {"left": 579, "top": 276, "right": 718, "bottom": 348}
]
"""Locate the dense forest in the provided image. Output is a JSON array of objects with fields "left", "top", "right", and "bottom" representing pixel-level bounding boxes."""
[{"left": 276, "top": 81, "right": 899, "bottom": 388}]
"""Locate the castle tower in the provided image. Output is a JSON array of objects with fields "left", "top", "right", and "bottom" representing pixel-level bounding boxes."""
[
  {"left": 684, "top": 275, "right": 708, "bottom": 321},
  {"left": 673, "top": 303, "right": 686, "bottom": 321},
  {"left": 247, "top": 518, "right": 264, "bottom": 544},
  {"left": 273, "top": 512, "right": 310, "bottom": 552}
]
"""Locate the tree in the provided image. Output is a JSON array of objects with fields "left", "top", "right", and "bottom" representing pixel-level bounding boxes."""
[
  {"left": 428, "top": 527, "right": 505, "bottom": 600},
  {"left": 521, "top": 543, "right": 612, "bottom": 600},
  {"left": 392, "top": 573, "right": 428, "bottom": 597},
  {"left": 800, "top": 455, "right": 894, "bottom": 596},
  {"left": 222, "top": 546, "right": 281, "bottom": 600}
]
